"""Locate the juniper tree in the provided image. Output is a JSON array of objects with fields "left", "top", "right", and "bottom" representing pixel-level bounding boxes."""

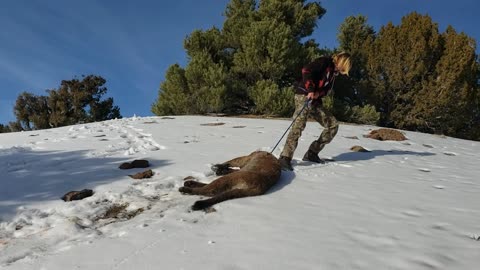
[
  {"left": 365, "top": 13, "right": 443, "bottom": 128},
  {"left": 413, "top": 26, "right": 478, "bottom": 136}
]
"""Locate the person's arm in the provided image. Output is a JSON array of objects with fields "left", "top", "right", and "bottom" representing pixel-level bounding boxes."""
[{"left": 302, "top": 67, "right": 320, "bottom": 100}]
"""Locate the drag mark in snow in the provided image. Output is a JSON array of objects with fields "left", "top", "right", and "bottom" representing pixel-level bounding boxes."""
[
  {"left": 401, "top": 210, "right": 423, "bottom": 217},
  {"left": 110, "top": 236, "right": 165, "bottom": 270}
]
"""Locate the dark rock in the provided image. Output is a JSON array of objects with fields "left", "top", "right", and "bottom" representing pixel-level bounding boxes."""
[
  {"left": 350, "top": 145, "right": 370, "bottom": 152},
  {"left": 62, "top": 189, "right": 94, "bottom": 202},
  {"left": 119, "top": 160, "right": 150, "bottom": 169}
]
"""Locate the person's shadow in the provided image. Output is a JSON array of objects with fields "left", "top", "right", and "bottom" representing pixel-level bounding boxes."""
[
  {"left": 267, "top": 149, "right": 435, "bottom": 194},
  {"left": 332, "top": 149, "right": 436, "bottom": 162}
]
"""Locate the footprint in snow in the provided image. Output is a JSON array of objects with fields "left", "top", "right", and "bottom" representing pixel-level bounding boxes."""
[
  {"left": 418, "top": 168, "right": 431, "bottom": 172},
  {"left": 470, "top": 234, "right": 480, "bottom": 241},
  {"left": 443, "top": 152, "right": 457, "bottom": 156},
  {"left": 422, "top": 144, "right": 434, "bottom": 148},
  {"left": 431, "top": 223, "right": 450, "bottom": 231},
  {"left": 402, "top": 210, "right": 423, "bottom": 217}
]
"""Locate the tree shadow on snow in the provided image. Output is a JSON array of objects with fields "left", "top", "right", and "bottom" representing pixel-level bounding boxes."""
[
  {"left": 332, "top": 149, "right": 436, "bottom": 162},
  {"left": 0, "top": 148, "right": 172, "bottom": 221}
]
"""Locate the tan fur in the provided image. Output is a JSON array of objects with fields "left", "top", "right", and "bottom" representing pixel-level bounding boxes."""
[{"left": 179, "top": 151, "right": 281, "bottom": 210}]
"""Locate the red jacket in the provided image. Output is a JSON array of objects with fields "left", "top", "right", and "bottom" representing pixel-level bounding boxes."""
[{"left": 295, "top": 56, "right": 336, "bottom": 105}]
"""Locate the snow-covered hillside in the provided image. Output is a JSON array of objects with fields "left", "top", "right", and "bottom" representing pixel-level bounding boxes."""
[{"left": 0, "top": 116, "right": 479, "bottom": 270}]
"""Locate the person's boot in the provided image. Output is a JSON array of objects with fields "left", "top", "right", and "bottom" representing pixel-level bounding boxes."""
[
  {"left": 279, "top": 156, "right": 293, "bottom": 171},
  {"left": 302, "top": 150, "right": 325, "bottom": 164}
]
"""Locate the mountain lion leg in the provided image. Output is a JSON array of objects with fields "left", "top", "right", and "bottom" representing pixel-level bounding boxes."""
[
  {"left": 212, "top": 153, "right": 254, "bottom": 175},
  {"left": 179, "top": 172, "right": 248, "bottom": 197},
  {"left": 191, "top": 188, "right": 263, "bottom": 210}
]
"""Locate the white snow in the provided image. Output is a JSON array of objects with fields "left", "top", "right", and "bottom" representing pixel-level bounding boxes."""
[{"left": 0, "top": 116, "right": 479, "bottom": 269}]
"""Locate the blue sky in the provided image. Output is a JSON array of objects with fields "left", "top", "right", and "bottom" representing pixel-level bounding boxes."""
[{"left": 0, "top": 0, "right": 478, "bottom": 125}]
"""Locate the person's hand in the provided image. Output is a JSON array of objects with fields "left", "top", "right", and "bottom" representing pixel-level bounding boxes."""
[{"left": 307, "top": 92, "right": 320, "bottom": 100}]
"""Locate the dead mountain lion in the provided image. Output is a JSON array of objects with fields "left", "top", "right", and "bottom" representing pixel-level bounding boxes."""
[{"left": 179, "top": 151, "right": 281, "bottom": 210}]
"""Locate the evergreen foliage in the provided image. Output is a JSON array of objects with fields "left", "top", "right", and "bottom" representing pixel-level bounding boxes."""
[
  {"left": 152, "top": 0, "right": 325, "bottom": 117},
  {"left": 11, "top": 75, "right": 121, "bottom": 131},
  {"left": 359, "top": 13, "right": 479, "bottom": 139},
  {"left": 0, "top": 124, "right": 11, "bottom": 133},
  {"left": 248, "top": 80, "right": 295, "bottom": 116},
  {"left": 151, "top": 1, "right": 479, "bottom": 140}
]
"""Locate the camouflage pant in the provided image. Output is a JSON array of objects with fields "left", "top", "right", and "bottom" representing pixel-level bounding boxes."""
[{"left": 280, "top": 94, "right": 339, "bottom": 159}]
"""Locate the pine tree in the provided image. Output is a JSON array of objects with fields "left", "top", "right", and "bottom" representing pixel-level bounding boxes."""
[
  {"left": 0, "top": 124, "right": 11, "bottom": 133},
  {"left": 12, "top": 75, "right": 120, "bottom": 130},
  {"left": 13, "top": 92, "right": 35, "bottom": 130},
  {"left": 151, "top": 64, "right": 191, "bottom": 115},
  {"left": 152, "top": 0, "right": 326, "bottom": 117}
]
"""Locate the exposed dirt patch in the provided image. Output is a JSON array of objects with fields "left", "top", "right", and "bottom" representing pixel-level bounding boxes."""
[
  {"left": 129, "top": 169, "right": 154, "bottom": 180},
  {"left": 200, "top": 122, "right": 225, "bottom": 126},
  {"left": 364, "top": 128, "right": 407, "bottom": 141},
  {"left": 97, "top": 203, "right": 145, "bottom": 221}
]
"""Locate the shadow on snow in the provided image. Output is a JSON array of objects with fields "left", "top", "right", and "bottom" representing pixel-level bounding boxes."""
[
  {"left": 0, "top": 148, "right": 172, "bottom": 221},
  {"left": 332, "top": 149, "right": 436, "bottom": 162}
]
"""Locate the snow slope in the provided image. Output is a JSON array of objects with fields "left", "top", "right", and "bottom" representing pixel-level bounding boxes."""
[{"left": 0, "top": 116, "right": 479, "bottom": 270}]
